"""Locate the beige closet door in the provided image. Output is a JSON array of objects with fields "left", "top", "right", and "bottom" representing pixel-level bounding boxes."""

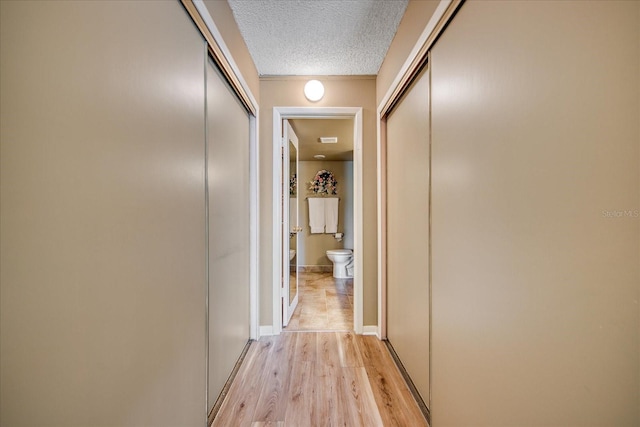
[
  {"left": 0, "top": 1, "right": 207, "bottom": 425},
  {"left": 385, "top": 65, "right": 431, "bottom": 405},
  {"left": 206, "top": 58, "right": 251, "bottom": 410},
  {"left": 430, "top": 1, "right": 639, "bottom": 425}
]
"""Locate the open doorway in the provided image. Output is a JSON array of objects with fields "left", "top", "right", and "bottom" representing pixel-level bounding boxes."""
[
  {"left": 272, "top": 107, "right": 363, "bottom": 335},
  {"left": 285, "top": 118, "right": 355, "bottom": 331}
]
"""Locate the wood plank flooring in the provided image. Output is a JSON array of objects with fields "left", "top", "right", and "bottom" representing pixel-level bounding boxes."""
[
  {"left": 212, "top": 332, "right": 428, "bottom": 427},
  {"left": 286, "top": 272, "right": 353, "bottom": 331}
]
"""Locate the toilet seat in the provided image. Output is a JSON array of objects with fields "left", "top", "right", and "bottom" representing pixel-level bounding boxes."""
[{"left": 327, "top": 249, "right": 352, "bottom": 256}]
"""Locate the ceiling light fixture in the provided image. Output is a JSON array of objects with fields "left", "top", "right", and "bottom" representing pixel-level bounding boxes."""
[
  {"left": 304, "top": 80, "right": 324, "bottom": 102},
  {"left": 319, "top": 137, "right": 338, "bottom": 144},
  {"left": 313, "top": 154, "right": 326, "bottom": 159}
]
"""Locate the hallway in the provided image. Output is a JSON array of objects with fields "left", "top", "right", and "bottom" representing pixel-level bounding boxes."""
[
  {"left": 2, "top": 1, "right": 638, "bottom": 425},
  {"left": 211, "top": 331, "right": 428, "bottom": 426}
]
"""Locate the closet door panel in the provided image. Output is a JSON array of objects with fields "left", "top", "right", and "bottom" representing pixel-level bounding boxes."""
[
  {"left": 0, "top": 1, "right": 207, "bottom": 425},
  {"left": 430, "top": 1, "right": 639, "bottom": 425},
  {"left": 386, "top": 65, "right": 431, "bottom": 404},
  {"left": 206, "top": 59, "right": 251, "bottom": 408}
]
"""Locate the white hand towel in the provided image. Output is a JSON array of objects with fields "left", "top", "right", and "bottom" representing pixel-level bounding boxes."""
[
  {"left": 308, "top": 198, "right": 325, "bottom": 233},
  {"left": 324, "top": 198, "right": 339, "bottom": 234}
]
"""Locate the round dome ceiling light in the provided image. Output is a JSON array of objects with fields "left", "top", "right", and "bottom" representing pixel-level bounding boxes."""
[
  {"left": 304, "top": 80, "right": 325, "bottom": 102},
  {"left": 313, "top": 154, "right": 326, "bottom": 159}
]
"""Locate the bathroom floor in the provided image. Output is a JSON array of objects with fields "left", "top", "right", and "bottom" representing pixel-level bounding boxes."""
[{"left": 285, "top": 271, "right": 354, "bottom": 331}]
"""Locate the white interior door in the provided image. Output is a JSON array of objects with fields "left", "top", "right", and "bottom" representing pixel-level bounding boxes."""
[{"left": 282, "top": 120, "right": 299, "bottom": 326}]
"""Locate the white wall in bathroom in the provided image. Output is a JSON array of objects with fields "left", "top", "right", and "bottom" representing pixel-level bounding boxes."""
[{"left": 297, "top": 160, "right": 353, "bottom": 266}]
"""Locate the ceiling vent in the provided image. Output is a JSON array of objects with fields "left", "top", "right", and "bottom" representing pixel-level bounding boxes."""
[{"left": 319, "top": 137, "right": 338, "bottom": 144}]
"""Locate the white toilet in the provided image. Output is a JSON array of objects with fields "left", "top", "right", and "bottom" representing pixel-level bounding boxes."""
[{"left": 326, "top": 249, "right": 354, "bottom": 279}]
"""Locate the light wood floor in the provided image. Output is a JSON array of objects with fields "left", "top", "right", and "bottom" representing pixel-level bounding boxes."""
[
  {"left": 212, "top": 332, "right": 428, "bottom": 426},
  {"left": 286, "top": 271, "right": 353, "bottom": 331}
]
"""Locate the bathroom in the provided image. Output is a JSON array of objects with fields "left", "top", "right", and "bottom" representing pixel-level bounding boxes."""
[{"left": 287, "top": 118, "right": 354, "bottom": 330}]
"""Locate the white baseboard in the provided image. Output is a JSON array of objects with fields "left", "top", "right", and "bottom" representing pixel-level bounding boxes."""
[
  {"left": 259, "top": 325, "right": 274, "bottom": 337},
  {"left": 362, "top": 325, "right": 379, "bottom": 337}
]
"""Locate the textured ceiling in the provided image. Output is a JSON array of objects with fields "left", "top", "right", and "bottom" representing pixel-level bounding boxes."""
[{"left": 227, "top": 0, "right": 409, "bottom": 76}]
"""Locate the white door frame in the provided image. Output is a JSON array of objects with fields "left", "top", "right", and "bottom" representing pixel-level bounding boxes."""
[{"left": 272, "top": 107, "right": 364, "bottom": 335}]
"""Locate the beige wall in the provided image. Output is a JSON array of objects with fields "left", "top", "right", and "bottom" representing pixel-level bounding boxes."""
[
  {"left": 377, "top": 0, "right": 440, "bottom": 107},
  {"left": 259, "top": 76, "right": 378, "bottom": 326},
  {"left": 203, "top": 0, "right": 259, "bottom": 102},
  {"left": 428, "top": 1, "right": 639, "bottom": 425},
  {"left": 297, "top": 161, "right": 354, "bottom": 266}
]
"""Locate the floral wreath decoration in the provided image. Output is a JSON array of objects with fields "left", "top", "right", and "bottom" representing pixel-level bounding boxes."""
[
  {"left": 308, "top": 169, "right": 337, "bottom": 195},
  {"left": 290, "top": 173, "right": 297, "bottom": 196}
]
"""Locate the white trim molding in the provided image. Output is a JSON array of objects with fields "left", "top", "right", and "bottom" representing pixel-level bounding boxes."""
[
  {"left": 377, "top": 118, "right": 387, "bottom": 339},
  {"left": 191, "top": 0, "right": 258, "bottom": 114},
  {"left": 249, "top": 113, "right": 260, "bottom": 340},
  {"left": 362, "top": 325, "right": 380, "bottom": 337},
  {"left": 377, "top": 0, "right": 462, "bottom": 117},
  {"left": 259, "top": 325, "right": 274, "bottom": 337},
  {"left": 272, "top": 107, "right": 364, "bottom": 335}
]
